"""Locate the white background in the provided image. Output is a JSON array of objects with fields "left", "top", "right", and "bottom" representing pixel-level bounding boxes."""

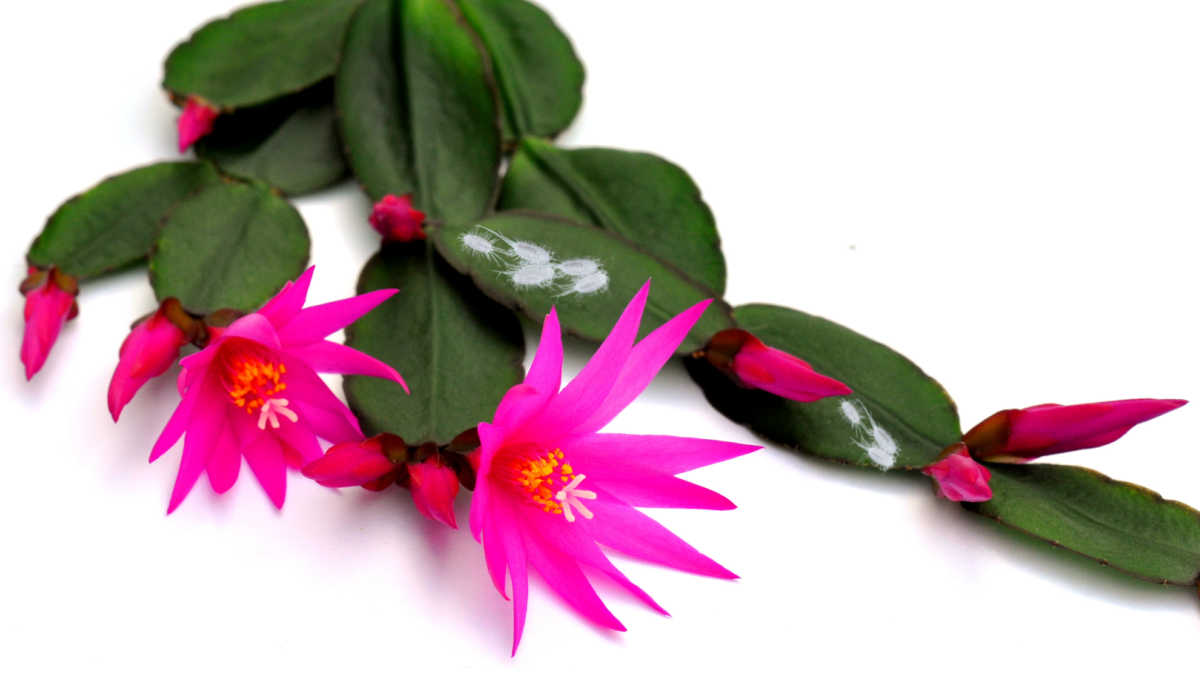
[{"left": 3, "top": 1, "right": 1199, "bottom": 676}]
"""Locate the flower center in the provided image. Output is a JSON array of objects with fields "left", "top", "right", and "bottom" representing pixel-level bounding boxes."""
[
  {"left": 495, "top": 447, "right": 596, "bottom": 522},
  {"left": 217, "top": 339, "right": 298, "bottom": 430}
]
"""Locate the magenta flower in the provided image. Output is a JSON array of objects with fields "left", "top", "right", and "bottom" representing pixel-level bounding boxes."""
[
  {"left": 20, "top": 266, "right": 78, "bottom": 381},
  {"left": 703, "top": 328, "right": 851, "bottom": 402},
  {"left": 368, "top": 194, "right": 426, "bottom": 242},
  {"left": 922, "top": 444, "right": 992, "bottom": 502},
  {"left": 177, "top": 96, "right": 218, "bottom": 152},
  {"left": 471, "top": 282, "right": 761, "bottom": 653},
  {"left": 965, "top": 399, "right": 1188, "bottom": 463},
  {"left": 150, "top": 267, "right": 407, "bottom": 513},
  {"left": 108, "top": 300, "right": 191, "bottom": 421}
]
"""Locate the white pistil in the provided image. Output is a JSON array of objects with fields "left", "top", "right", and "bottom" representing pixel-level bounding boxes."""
[
  {"left": 555, "top": 474, "right": 597, "bottom": 523},
  {"left": 257, "top": 398, "right": 298, "bottom": 430}
]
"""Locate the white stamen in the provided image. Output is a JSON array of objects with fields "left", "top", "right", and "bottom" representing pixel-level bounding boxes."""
[
  {"left": 555, "top": 474, "right": 597, "bottom": 523},
  {"left": 257, "top": 398, "right": 298, "bottom": 430}
]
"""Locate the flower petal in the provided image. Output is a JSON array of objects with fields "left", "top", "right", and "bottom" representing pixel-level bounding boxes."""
[
  {"left": 584, "top": 490, "right": 737, "bottom": 579},
  {"left": 257, "top": 266, "right": 314, "bottom": 327},
  {"left": 274, "top": 421, "right": 324, "bottom": 467},
  {"left": 523, "top": 527, "right": 626, "bottom": 633},
  {"left": 592, "top": 474, "right": 736, "bottom": 510},
  {"left": 285, "top": 341, "right": 408, "bottom": 392},
  {"left": 166, "top": 406, "right": 223, "bottom": 514},
  {"left": 284, "top": 361, "right": 363, "bottom": 444},
  {"left": 575, "top": 298, "right": 711, "bottom": 434},
  {"left": 243, "top": 434, "right": 288, "bottom": 509},
  {"left": 220, "top": 312, "right": 282, "bottom": 350},
  {"left": 206, "top": 422, "right": 241, "bottom": 494},
  {"left": 302, "top": 440, "right": 394, "bottom": 487},
  {"left": 524, "top": 281, "right": 649, "bottom": 439},
  {"left": 277, "top": 288, "right": 398, "bottom": 346},
  {"left": 149, "top": 372, "right": 210, "bottom": 462},
  {"left": 563, "top": 433, "right": 760, "bottom": 476}
]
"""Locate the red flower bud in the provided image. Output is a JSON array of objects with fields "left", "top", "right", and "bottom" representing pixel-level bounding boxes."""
[
  {"left": 177, "top": 96, "right": 218, "bottom": 153},
  {"left": 965, "top": 399, "right": 1188, "bottom": 463},
  {"left": 922, "top": 444, "right": 992, "bottom": 502},
  {"left": 705, "top": 329, "right": 851, "bottom": 402},
  {"left": 20, "top": 267, "right": 78, "bottom": 381},
  {"left": 407, "top": 455, "right": 459, "bottom": 529},
  {"left": 107, "top": 303, "right": 190, "bottom": 421},
  {"left": 302, "top": 438, "right": 396, "bottom": 488},
  {"left": 368, "top": 194, "right": 426, "bottom": 242}
]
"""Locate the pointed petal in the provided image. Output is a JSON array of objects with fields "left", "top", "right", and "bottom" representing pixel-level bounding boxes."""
[
  {"left": 166, "top": 414, "right": 221, "bottom": 514},
  {"left": 243, "top": 435, "right": 288, "bottom": 509},
  {"left": 575, "top": 298, "right": 711, "bottom": 433},
  {"left": 274, "top": 421, "right": 324, "bottom": 467},
  {"left": 522, "top": 530, "right": 625, "bottom": 632},
  {"left": 525, "top": 281, "right": 649, "bottom": 439},
  {"left": 563, "top": 433, "right": 760, "bottom": 476},
  {"left": 277, "top": 289, "right": 398, "bottom": 346},
  {"left": 149, "top": 373, "right": 212, "bottom": 462},
  {"left": 501, "top": 508, "right": 529, "bottom": 656},
  {"left": 285, "top": 341, "right": 407, "bottom": 392},
  {"left": 483, "top": 507, "right": 510, "bottom": 599},
  {"left": 206, "top": 423, "right": 241, "bottom": 493},
  {"left": 257, "top": 267, "right": 314, "bottom": 327},
  {"left": 526, "top": 308, "right": 563, "bottom": 397},
  {"left": 284, "top": 362, "right": 363, "bottom": 443},
  {"left": 519, "top": 502, "right": 667, "bottom": 616},
  {"left": 221, "top": 313, "right": 281, "bottom": 350},
  {"left": 584, "top": 490, "right": 737, "bottom": 579},
  {"left": 592, "top": 474, "right": 736, "bottom": 510}
]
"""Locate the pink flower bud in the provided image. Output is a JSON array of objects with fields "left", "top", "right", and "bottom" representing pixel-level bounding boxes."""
[
  {"left": 107, "top": 304, "right": 190, "bottom": 421},
  {"left": 303, "top": 439, "right": 396, "bottom": 488},
  {"left": 20, "top": 267, "right": 78, "bottom": 381},
  {"left": 407, "top": 455, "right": 459, "bottom": 529},
  {"left": 177, "top": 96, "right": 218, "bottom": 153},
  {"left": 965, "top": 399, "right": 1188, "bottom": 463},
  {"left": 923, "top": 444, "right": 992, "bottom": 502},
  {"left": 368, "top": 194, "right": 426, "bottom": 242},
  {"left": 729, "top": 332, "right": 852, "bottom": 402}
]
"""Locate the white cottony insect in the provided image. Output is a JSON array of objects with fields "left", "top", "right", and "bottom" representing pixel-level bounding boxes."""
[
  {"left": 509, "top": 241, "right": 552, "bottom": 264},
  {"left": 461, "top": 226, "right": 611, "bottom": 296},
  {"left": 510, "top": 263, "right": 557, "bottom": 287},
  {"left": 564, "top": 271, "right": 609, "bottom": 295},
  {"left": 460, "top": 232, "right": 498, "bottom": 259},
  {"left": 556, "top": 258, "right": 600, "bottom": 277},
  {"left": 839, "top": 399, "right": 899, "bottom": 469}
]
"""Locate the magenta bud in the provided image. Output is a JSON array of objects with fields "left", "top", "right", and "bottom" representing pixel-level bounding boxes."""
[
  {"left": 177, "top": 96, "right": 218, "bottom": 153},
  {"left": 966, "top": 399, "right": 1188, "bottom": 463},
  {"left": 303, "top": 438, "right": 396, "bottom": 488},
  {"left": 368, "top": 194, "right": 426, "bottom": 242},
  {"left": 20, "top": 267, "right": 78, "bottom": 381},
  {"left": 107, "top": 304, "right": 191, "bottom": 421},
  {"left": 407, "top": 455, "right": 459, "bottom": 529},
  {"left": 923, "top": 444, "right": 993, "bottom": 502},
  {"left": 715, "top": 329, "right": 852, "bottom": 402}
]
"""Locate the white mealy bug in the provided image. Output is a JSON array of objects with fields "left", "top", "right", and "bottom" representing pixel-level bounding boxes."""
[{"left": 838, "top": 399, "right": 900, "bottom": 469}]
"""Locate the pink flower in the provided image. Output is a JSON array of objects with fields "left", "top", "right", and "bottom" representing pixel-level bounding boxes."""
[
  {"left": 177, "top": 96, "right": 218, "bottom": 152},
  {"left": 471, "top": 282, "right": 761, "bottom": 653},
  {"left": 922, "top": 444, "right": 992, "bottom": 502},
  {"left": 150, "top": 267, "right": 408, "bottom": 513},
  {"left": 107, "top": 299, "right": 192, "bottom": 421},
  {"left": 408, "top": 455, "right": 460, "bottom": 529},
  {"left": 965, "top": 399, "right": 1188, "bottom": 463},
  {"left": 703, "top": 328, "right": 851, "bottom": 402},
  {"left": 20, "top": 266, "right": 78, "bottom": 381},
  {"left": 368, "top": 194, "right": 426, "bottom": 242}
]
